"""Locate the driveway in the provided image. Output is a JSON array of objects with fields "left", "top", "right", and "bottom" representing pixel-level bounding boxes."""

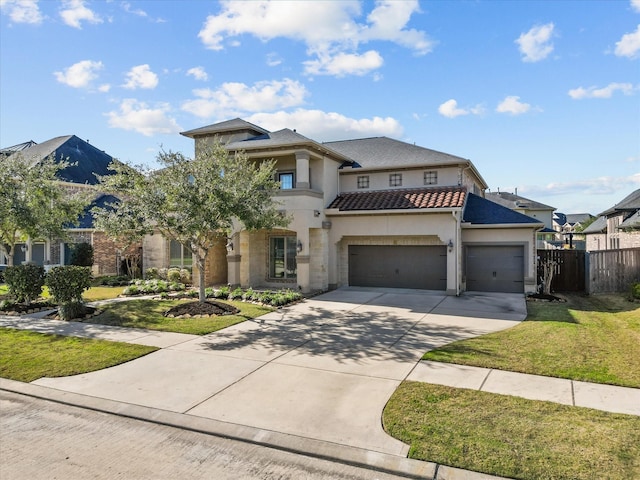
[{"left": 33, "top": 288, "right": 526, "bottom": 456}]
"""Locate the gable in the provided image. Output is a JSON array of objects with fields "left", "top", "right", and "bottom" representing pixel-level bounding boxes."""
[{"left": 463, "top": 193, "right": 543, "bottom": 226}]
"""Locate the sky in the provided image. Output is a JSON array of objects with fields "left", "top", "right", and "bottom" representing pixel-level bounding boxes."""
[{"left": 1, "top": 0, "right": 639, "bottom": 216}]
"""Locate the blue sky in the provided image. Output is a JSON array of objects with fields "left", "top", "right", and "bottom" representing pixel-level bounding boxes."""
[{"left": 1, "top": 0, "right": 638, "bottom": 216}]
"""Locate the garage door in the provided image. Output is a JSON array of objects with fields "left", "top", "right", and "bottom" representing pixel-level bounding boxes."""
[
  {"left": 348, "top": 245, "right": 447, "bottom": 290},
  {"left": 465, "top": 245, "right": 524, "bottom": 293}
]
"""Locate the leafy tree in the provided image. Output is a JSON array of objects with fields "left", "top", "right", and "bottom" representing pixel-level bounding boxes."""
[
  {"left": 94, "top": 141, "right": 288, "bottom": 301},
  {"left": 69, "top": 242, "right": 94, "bottom": 267},
  {"left": 0, "top": 153, "right": 88, "bottom": 266}
]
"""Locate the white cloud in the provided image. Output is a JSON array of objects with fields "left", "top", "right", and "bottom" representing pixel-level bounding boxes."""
[
  {"left": 615, "top": 24, "right": 640, "bottom": 58},
  {"left": 246, "top": 109, "right": 403, "bottom": 142},
  {"left": 519, "top": 173, "right": 640, "bottom": 197},
  {"left": 496, "top": 96, "right": 531, "bottom": 115},
  {"left": 515, "top": 23, "right": 554, "bottom": 62},
  {"left": 568, "top": 82, "right": 636, "bottom": 99},
  {"left": 106, "top": 99, "right": 182, "bottom": 136},
  {"left": 438, "top": 99, "right": 484, "bottom": 118},
  {"left": 304, "top": 50, "right": 383, "bottom": 76},
  {"left": 181, "top": 78, "right": 308, "bottom": 119},
  {"left": 187, "top": 66, "right": 209, "bottom": 81},
  {"left": 59, "top": 0, "right": 102, "bottom": 29},
  {"left": 0, "top": 0, "right": 43, "bottom": 24},
  {"left": 122, "top": 2, "right": 147, "bottom": 17},
  {"left": 54, "top": 60, "right": 104, "bottom": 88},
  {"left": 98, "top": 83, "right": 111, "bottom": 93},
  {"left": 197, "top": 0, "right": 432, "bottom": 77},
  {"left": 632, "top": 0, "right": 640, "bottom": 13},
  {"left": 123, "top": 64, "right": 159, "bottom": 90},
  {"left": 266, "top": 52, "right": 282, "bottom": 67}
]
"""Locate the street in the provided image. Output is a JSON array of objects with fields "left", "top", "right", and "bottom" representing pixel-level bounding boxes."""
[{"left": 0, "top": 390, "right": 407, "bottom": 480}]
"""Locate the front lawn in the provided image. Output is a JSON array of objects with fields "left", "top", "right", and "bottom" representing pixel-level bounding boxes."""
[
  {"left": 384, "top": 382, "right": 640, "bottom": 480},
  {"left": 0, "top": 328, "right": 157, "bottom": 382},
  {"left": 88, "top": 299, "right": 273, "bottom": 335},
  {"left": 422, "top": 294, "right": 640, "bottom": 387}
]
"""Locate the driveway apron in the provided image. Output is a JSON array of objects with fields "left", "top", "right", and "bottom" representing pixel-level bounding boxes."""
[{"left": 33, "top": 288, "right": 524, "bottom": 456}]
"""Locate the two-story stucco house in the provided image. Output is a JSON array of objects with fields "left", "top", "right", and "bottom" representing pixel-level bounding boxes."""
[{"left": 142, "top": 118, "right": 543, "bottom": 294}]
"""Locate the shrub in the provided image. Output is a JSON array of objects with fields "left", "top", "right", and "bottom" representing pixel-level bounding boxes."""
[
  {"left": 146, "top": 267, "right": 160, "bottom": 280},
  {"left": 167, "top": 268, "right": 182, "bottom": 283},
  {"left": 45, "top": 266, "right": 92, "bottom": 320},
  {"left": 630, "top": 282, "right": 640, "bottom": 301},
  {"left": 69, "top": 242, "right": 94, "bottom": 267},
  {"left": 180, "top": 269, "right": 192, "bottom": 284},
  {"left": 212, "top": 285, "right": 230, "bottom": 299},
  {"left": 158, "top": 268, "right": 168, "bottom": 280},
  {"left": 186, "top": 289, "right": 199, "bottom": 298},
  {"left": 243, "top": 287, "right": 255, "bottom": 301},
  {"left": 123, "top": 285, "right": 139, "bottom": 296},
  {"left": 4, "top": 264, "right": 45, "bottom": 304},
  {"left": 95, "top": 275, "right": 130, "bottom": 287},
  {"left": 229, "top": 287, "right": 244, "bottom": 300},
  {"left": 0, "top": 299, "right": 16, "bottom": 311}
]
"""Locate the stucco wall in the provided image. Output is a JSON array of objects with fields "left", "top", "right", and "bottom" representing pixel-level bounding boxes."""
[{"left": 339, "top": 166, "right": 462, "bottom": 193}]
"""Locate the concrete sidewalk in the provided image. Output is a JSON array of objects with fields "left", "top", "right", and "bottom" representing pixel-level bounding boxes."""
[{"left": 408, "top": 361, "right": 640, "bottom": 416}]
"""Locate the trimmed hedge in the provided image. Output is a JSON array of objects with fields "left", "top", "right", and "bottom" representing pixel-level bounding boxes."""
[
  {"left": 46, "top": 266, "right": 92, "bottom": 320},
  {"left": 4, "top": 264, "right": 45, "bottom": 304}
]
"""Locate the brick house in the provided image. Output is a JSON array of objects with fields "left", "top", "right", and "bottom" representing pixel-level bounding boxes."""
[{"left": 584, "top": 189, "right": 640, "bottom": 251}]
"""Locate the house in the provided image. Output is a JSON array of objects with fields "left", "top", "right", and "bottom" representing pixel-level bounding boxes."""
[
  {"left": 552, "top": 212, "right": 594, "bottom": 249},
  {"left": 485, "top": 191, "right": 556, "bottom": 249},
  {"left": 584, "top": 189, "right": 640, "bottom": 251},
  {"left": 142, "top": 118, "right": 543, "bottom": 294},
  {"left": 0, "top": 135, "right": 135, "bottom": 275}
]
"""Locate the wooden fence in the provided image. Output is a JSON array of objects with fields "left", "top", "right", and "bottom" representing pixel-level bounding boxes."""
[
  {"left": 586, "top": 248, "right": 640, "bottom": 294},
  {"left": 537, "top": 250, "right": 586, "bottom": 292}
]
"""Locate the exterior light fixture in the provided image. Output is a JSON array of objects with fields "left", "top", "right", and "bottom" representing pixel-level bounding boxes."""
[
  {"left": 296, "top": 239, "right": 303, "bottom": 253},
  {"left": 225, "top": 240, "right": 234, "bottom": 253},
  {"left": 313, "top": 210, "right": 321, "bottom": 217},
  {"left": 447, "top": 239, "right": 454, "bottom": 252}
]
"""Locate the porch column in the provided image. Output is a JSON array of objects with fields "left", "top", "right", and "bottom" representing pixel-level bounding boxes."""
[
  {"left": 295, "top": 151, "right": 310, "bottom": 189},
  {"left": 226, "top": 233, "right": 241, "bottom": 286},
  {"left": 296, "top": 228, "right": 310, "bottom": 293}
]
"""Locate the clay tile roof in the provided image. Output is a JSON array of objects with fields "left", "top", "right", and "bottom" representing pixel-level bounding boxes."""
[{"left": 328, "top": 186, "right": 466, "bottom": 211}]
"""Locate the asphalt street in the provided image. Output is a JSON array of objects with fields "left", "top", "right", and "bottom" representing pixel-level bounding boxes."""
[{"left": 0, "top": 390, "right": 408, "bottom": 480}]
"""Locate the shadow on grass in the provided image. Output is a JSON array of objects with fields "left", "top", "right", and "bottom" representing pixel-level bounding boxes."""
[{"left": 527, "top": 293, "right": 639, "bottom": 323}]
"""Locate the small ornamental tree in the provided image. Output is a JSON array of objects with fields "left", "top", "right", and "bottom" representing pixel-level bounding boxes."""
[
  {"left": 69, "top": 242, "right": 94, "bottom": 267},
  {"left": 0, "top": 152, "right": 89, "bottom": 266},
  {"left": 4, "top": 264, "right": 45, "bottom": 304},
  {"left": 94, "top": 140, "right": 289, "bottom": 302},
  {"left": 45, "top": 266, "right": 92, "bottom": 320}
]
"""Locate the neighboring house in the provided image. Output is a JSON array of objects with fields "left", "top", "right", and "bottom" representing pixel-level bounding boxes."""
[
  {"left": 584, "top": 189, "right": 640, "bottom": 251},
  {"left": 0, "top": 135, "right": 134, "bottom": 275},
  {"left": 142, "top": 118, "right": 543, "bottom": 294},
  {"left": 552, "top": 212, "right": 594, "bottom": 249},
  {"left": 485, "top": 191, "right": 556, "bottom": 249}
]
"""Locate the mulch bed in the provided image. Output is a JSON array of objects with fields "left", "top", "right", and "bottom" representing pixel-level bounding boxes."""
[
  {"left": 0, "top": 301, "right": 55, "bottom": 316},
  {"left": 527, "top": 293, "right": 566, "bottom": 302},
  {"left": 164, "top": 300, "right": 239, "bottom": 318},
  {"left": 47, "top": 306, "right": 101, "bottom": 321}
]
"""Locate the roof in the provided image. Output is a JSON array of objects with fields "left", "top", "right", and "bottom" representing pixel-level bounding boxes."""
[
  {"left": 564, "top": 213, "right": 593, "bottom": 225},
  {"left": 582, "top": 216, "right": 607, "bottom": 234},
  {"left": 0, "top": 140, "right": 37, "bottom": 157},
  {"left": 74, "top": 194, "right": 120, "bottom": 229},
  {"left": 3, "top": 135, "right": 114, "bottom": 185},
  {"left": 619, "top": 210, "right": 640, "bottom": 229},
  {"left": 599, "top": 189, "right": 640, "bottom": 216},
  {"left": 324, "top": 136, "right": 469, "bottom": 169},
  {"left": 485, "top": 191, "right": 554, "bottom": 211},
  {"left": 328, "top": 186, "right": 466, "bottom": 212},
  {"left": 463, "top": 193, "right": 543, "bottom": 226},
  {"left": 181, "top": 118, "right": 269, "bottom": 138}
]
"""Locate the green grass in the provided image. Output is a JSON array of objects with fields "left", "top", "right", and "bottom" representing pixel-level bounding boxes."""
[
  {"left": 422, "top": 294, "right": 640, "bottom": 387},
  {"left": 88, "top": 299, "right": 273, "bottom": 335},
  {"left": 82, "top": 286, "right": 125, "bottom": 301},
  {"left": 384, "top": 382, "right": 640, "bottom": 480},
  {"left": 0, "top": 328, "right": 157, "bottom": 382}
]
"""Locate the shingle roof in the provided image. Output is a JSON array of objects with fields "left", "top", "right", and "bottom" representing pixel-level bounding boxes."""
[
  {"left": 463, "top": 193, "right": 543, "bottom": 225},
  {"left": 564, "top": 213, "right": 594, "bottom": 225},
  {"left": 485, "top": 191, "right": 555, "bottom": 211},
  {"left": 324, "top": 136, "right": 469, "bottom": 169},
  {"left": 6, "top": 135, "right": 114, "bottom": 185},
  {"left": 74, "top": 194, "right": 120, "bottom": 229},
  {"left": 582, "top": 216, "right": 607, "bottom": 234},
  {"left": 328, "top": 186, "right": 466, "bottom": 211},
  {"left": 181, "top": 118, "right": 269, "bottom": 138},
  {"left": 599, "top": 189, "right": 640, "bottom": 216},
  {"left": 619, "top": 211, "right": 640, "bottom": 229}
]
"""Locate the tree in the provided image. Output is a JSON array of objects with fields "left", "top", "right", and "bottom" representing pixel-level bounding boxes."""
[
  {"left": 94, "top": 140, "right": 288, "bottom": 301},
  {"left": 0, "top": 153, "right": 88, "bottom": 266}
]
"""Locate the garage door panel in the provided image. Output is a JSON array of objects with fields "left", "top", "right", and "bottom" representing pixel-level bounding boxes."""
[
  {"left": 349, "top": 245, "right": 446, "bottom": 290},
  {"left": 466, "top": 246, "right": 524, "bottom": 293}
]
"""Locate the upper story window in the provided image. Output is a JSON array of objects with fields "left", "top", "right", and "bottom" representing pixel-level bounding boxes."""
[
  {"left": 424, "top": 171, "right": 437, "bottom": 185},
  {"left": 357, "top": 175, "right": 370, "bottom": 189},
  {"left": 278, "top": 171, "right": 295, "bottom": 190},
  {"left": 389, "top": 173, "right": 402, "bottom": 187}
]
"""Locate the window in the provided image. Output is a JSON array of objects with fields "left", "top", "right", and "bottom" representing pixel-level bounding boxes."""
[
  {"left": 424, "top": 171, "right": 437, "bottom": 185},
  {"left": 170, "top": 240, "right": 192, "bottom": 270},
  {"left": 389, "top": 173, "right": 402, "bottom": 187},
  {"left": 278, "top": 172, "right": 295, "bottom": 190},
  {"left": 357, "top": 175, "right": 369, "bottom": 189},
  {"left": 269, "top": 236, "right": 297, "bottom": 279}
]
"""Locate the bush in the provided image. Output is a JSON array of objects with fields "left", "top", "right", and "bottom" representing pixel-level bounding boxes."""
[
  {"left": 167, "top": 268, "right": 182, "bottom": 283},
  {"left": 123, "top": 285, "right": 139, "bottom": 296},
  {"left": 229, "top": 287, "right": 244, "bottom": 300},
  {"left": 45, "top": 266, "right": 92, "bottom": 320},
  {"left": 146, "top": 267, "right": 160, "bottom": 280},
  {"left": 630, "top": 282, "right": 640, "bottom": 300},
  {"left": 4, "top": 264, "right": 45, "bottom": 304},
  {"left": 95, "top": 275, "right": 130, "bottom": 287},
  {"left": 180, "top": 269, "right": 192, "bottom": 284},
  {"left": 69, "top": 242, "right": 94, "bottom": 267}
]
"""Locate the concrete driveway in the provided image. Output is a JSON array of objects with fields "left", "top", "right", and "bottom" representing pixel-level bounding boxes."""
[{"left": 33, "top": 288, "right": 526, "bottom": 456}]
